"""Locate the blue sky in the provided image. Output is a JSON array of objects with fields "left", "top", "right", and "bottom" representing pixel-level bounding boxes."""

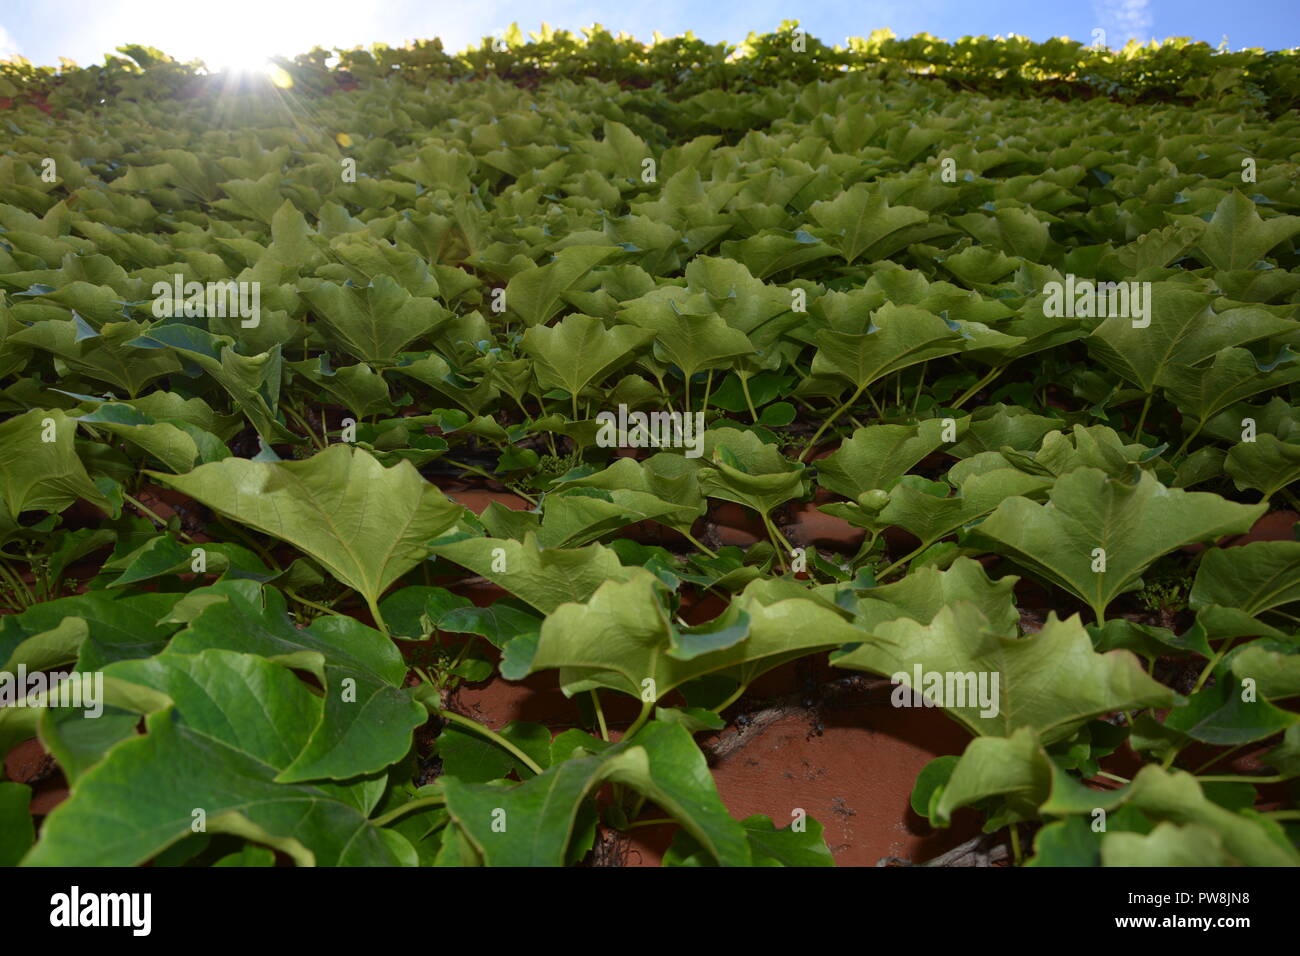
[{"left": 1, "top": 0, "right": 1296, "bottom": 70}]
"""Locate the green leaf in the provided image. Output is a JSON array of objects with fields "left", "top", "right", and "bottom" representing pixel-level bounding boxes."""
[
  {"left": 504, "top": 246, "right": 620, "bottom": 327},
  {"left": 806, "top": 185, "right": 928, "bottom": 265},
  {"left": 1225, "top": 434, "right": 1300, "bottom": 500},
  {"left": 304, "top": 276, "right": 448, "bottom": 365},
  {"left": 441, "top": 721, "right": 749, "bottom": 866},
  {"left": 521, "top": 570, "right": 864, "bottom": 700},
  {"left": 0, "top": 408, "right": 114, "bottom": 518},
  {"left": 520, "top": 313, "right": 653, "bottom": 400},
  {"left": 152, "top": 445, "right": 461, "bottom": 613},
  {"left": 25, "top": 702, "right": 403, "bottom": 865},
  {"left": 664, "top": 813, "right": 834, "bottom": 866},
  {"left": 163, "top": 581, "right": 425, "bottom": 782},
  {"left": 974, "top": 468, "right": 1264, "bottom": 622},
  {"left": 811, "top": 303, "right": 963, "bottom": 392},
  {"left": 429, "top": 533, "right": 634, "bottom": 615},
  {"left": 1181, "top": 190, "right": 1300, "bottom": 271},
  {"left": 1191, "top": 540, "right": 1300, "bottom": 616},
  {"left": 0, "top": 782, "right": 34, "bottom": 866},
  {"left": 835, "top": 604, "right": 1173, "bottom": 741},
  {"left": 1101, "top": 822, "right": 1240, "bottom": 866},
  {"left": 815, "top": 419, "right": 958, "bottom": 499}
]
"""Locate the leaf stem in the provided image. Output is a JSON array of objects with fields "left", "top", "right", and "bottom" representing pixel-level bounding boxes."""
[
  {"left": 123, "top": 492, "right": 194, "bottom": 543},
  {"left": 622, "top": 698, "right": 653, "bottom": 740},
  {"left": 798, "top": 381, "right": 867, "bottom": 463},
  {"left": 1134, "top": 392, "right": 1153, "bottom": 441},
  {"left": 680, "top": 529, "right": 719, "bottom": 559},
  {"left": 950, "top": 365, "right": 1006, "bottom": 411},
  {"left": 436, "top": 708, "right": 545, "bottom": 776},
  {"left": 711, "top": 682, "right": 748, "bottom": 715},
  {"left": 590, "top": 690, "right": 610, "bottom": 742},
  {"left": 371, "top": 794, "right": 447, "bottom": 828}
]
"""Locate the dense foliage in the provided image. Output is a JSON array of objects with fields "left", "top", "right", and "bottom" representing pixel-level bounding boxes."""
[{"left": 0, "top": 25, "right": 1298, "bottom": 867}]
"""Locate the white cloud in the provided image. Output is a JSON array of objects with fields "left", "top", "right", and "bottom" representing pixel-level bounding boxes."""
[
  {"left": 0, "top": 23, "right": 22, "bottom": 59},
  {"left": 1092, "top": 0, "right": 1154, "bottom": 45}
]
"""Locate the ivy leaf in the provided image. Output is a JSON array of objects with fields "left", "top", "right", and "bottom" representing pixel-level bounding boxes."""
[
  {"left": 520, "top": 570, "right": 863, "bottom": 700},
  {"left": 621, "top": 302, "right": 756, "bottom": 381},
  {"left": 815, "top": 420, "right": 959, "bottom": 499},
  {"left": 973, "top": 468, "right": 1264, "bottom": 622},
  {"left": 1190, "top": 540, "right": 1300, "bottom": 617},
  {"left": 849, "top": 557, "right": 1019, "bottom": 634},
  {"left": 152, "top": 445, "right": 461, "bottom": 613},
  {"left": 1101, "top": 822, "right": 1241, "bottom": 867},
  {"left": 698, "top": 428, "right": 807, "bottom": 517},
  {"left": 75, "top": 402, "right": 228, "bottom": 473},
  {"left": 663, "top": 813, "right": 834, "bottom": 866},
  {"left": 878, "top": 469, "right": 1052, "bottom": 562},
  {"left": 1180, "top": 190, "right": 1300, "bottom": 271},
  {"left": 504, "top": 246, "right": 620, "bottom": 327},
  {"left": 441, "top": 721, "right": 749, "bottom": 866},
  {"left": 127, "top": 324, "right": 298, "bottom": 444},
  {"left": 304, "top": 276, "right": 448, "bottom": 365},
  {"left": 0, "top": 408, "right": 114, "bottom": 518},
  {"left": 1161, "top": 674, "right": 1299, "bottom": 745},
  {"left": 1224, "top": 434, "right": 1300, "bottom": 500},
  {"left": 811, "top": 303, "right": 963, "bottom": 393},
  {"left": 163, "top": 581, "right": 425, "bottom": 783},
  {"left": 1161, "top": 346, "right": 1300, "bottom": 437},
  {"left": 806, "top": 186, "right": 928, "bottom": 265},
  {"left": 24, "top": 655, "right": 403, "bottom": 866},
  {"left": 1087, "top": 285, "right": 1290, "bottom": 394},
  {"left": 835, "top": 604, "right": 1173, "bottom": 741},
  {"left": 520, "top": 313, "right": 653, "bottom": 402},
  {"left": 551, "top": 454, "right": 706, "bottom": 537},
  {"left": 429, "top": 533, "right": 634, "bottom": 615},
  {"left": 10, "top": 318, "right": 181, "bottom": 397}
]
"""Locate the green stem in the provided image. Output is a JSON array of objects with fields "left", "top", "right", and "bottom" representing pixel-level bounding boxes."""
[
  {"left": 443, "top": 458, "right": 538, "bottom": 505},
  {"left": 798, "top": 381, "right": 867, "bottom": 462},
  {"left": 1095, "top": 770, "right": 1130, "bottom": 784},
  {"left": 0, "top": 559, "right": 34, "bottom": 609},
  {"left": 680, "top": 530, "right": 719, "bottom": 559},
  {"left": 283, "top": 402, "right": 325, "bottom": 450},
  {"left": 286, "top": 589, "right": 340, "bottom": 618},
  {"left": 711, "top": 682, "right": 749, "bottom": 714},
  {"left": 1192, "top": 743, "right": 1246, "bottom": 776},
  {"left": 1174, "top": 421, "right": 1205, "bottom": 458},
  {"left": 740, "top": 372, "right": 759, "bottom": 422},
  {"left": 590, "top": 690, "right": 610, "bottom": 742},
  {"left": 911, "top": 362, "right": 927, "bottom": 414},
  {"left": 625, "top": 817, "right": 674, "bottom": 830},
  {"left": 1194, "top": 774, "right": 1285, "bottom": 785},
  {"left": 761, "top": 513, "right": 791, "bottom": 571},
  {"left": 1134, "top": 392, "right": 1153, "bottom": 441},
  {"left": 437, "top": 709, "right": 545, "bottom": 776},
  {"left": 366, "top": 595, "right": 391, "bottom": 638},
  {"left": 371, "top": 794, "right": 447, "bottom": 828},
  {"left": 123, "top": 493, "right": 194, "bottom": 542},
  {"left": 878, "top": 540, "right": 931, "bottom": 580},
  {"left": 702, "top": 369, "right": 714, "bottom": 414},
  {"left": 1008, "top": 823, "right": 1022, "bottom": 866},
  {"left": 623, "top": 698, "right": 653, "bottom": 740},
  {"left": 951, "top": 365, "right": 1006, "bottom": 411}
]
